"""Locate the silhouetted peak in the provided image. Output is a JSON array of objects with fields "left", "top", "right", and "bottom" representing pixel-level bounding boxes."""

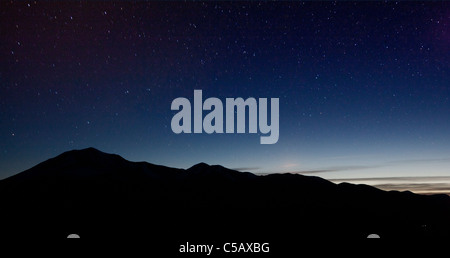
[
  {"left": 65, "top": 147, "right": 113, "bottom": 157},
  {"left": 3, "top": 147, "right": 130, "bottom": 182},
  {"left": 188, "top": 162, "right": 231, "bottom": 174},
  {"left": 185, "top": 162, "right": 256, "bottom": 182},
  {"left": 78, "top": 147, "right": 102, "bottom": 153},
  {"left": 59, "top": 147, "right": 125, "bottom": 163},
  {"left": 189, "top": 162, "right": 210, "bottom": 170}
]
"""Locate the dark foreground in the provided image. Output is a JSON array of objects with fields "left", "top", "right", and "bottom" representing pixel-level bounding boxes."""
[{"left": 1, "top": 148, "right": 449, "bottom": 254}]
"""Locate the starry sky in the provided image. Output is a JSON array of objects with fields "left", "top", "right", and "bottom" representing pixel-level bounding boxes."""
[{"left": 1, "top": 1, "right": 450, "bottom": 194}]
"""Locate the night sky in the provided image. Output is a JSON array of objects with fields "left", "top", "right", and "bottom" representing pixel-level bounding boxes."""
[{"left": 1, "top": 1, "right": 450, "bottom": 194}]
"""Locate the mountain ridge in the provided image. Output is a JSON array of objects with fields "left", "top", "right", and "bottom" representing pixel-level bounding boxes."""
[
  {"left": 0, "top": 147, "right": 413, "bottom": 196},
  {"left": 1, "top": 147, "right": 450, "bottom": 244}
]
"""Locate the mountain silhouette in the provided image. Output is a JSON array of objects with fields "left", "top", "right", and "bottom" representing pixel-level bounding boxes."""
[{"left": 1, "top": 148, "right": 450, "bottom": 249}]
